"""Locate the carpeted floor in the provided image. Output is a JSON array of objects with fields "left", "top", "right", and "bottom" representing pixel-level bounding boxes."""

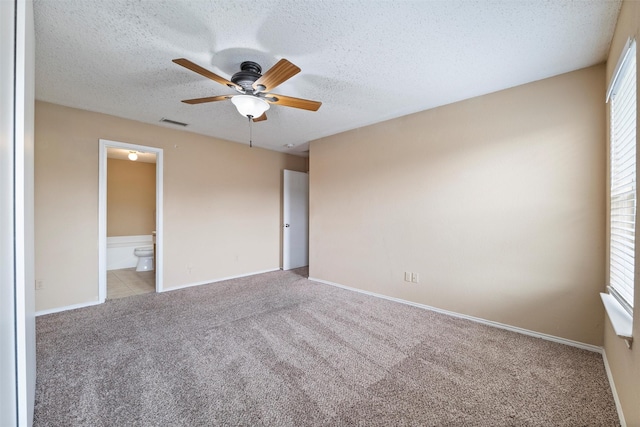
[{"left": 34, "top": 268, "right": 620, "bottom": 426}]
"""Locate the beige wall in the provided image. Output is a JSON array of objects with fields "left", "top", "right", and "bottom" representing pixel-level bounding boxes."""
[
  {"left": 35, "top": 101, "right": 306, "bottom": 311},
  {"left": 309, "top": 65, "right": 606, "bottom": 347},
  {"left": 107, "top": 158, "right": 156, "bottom": 236},
  {"left": 604, "top": 1, "right": 640, "bottom": 425}
]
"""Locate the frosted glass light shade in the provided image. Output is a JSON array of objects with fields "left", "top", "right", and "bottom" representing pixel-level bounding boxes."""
[
  {"left": 128, "top": 152, "right": 138, "bottom": 161},
  {"left": 231, "top": 95, "right": 270, "bottom": 118}
]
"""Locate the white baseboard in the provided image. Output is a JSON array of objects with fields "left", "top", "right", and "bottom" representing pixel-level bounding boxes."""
[
  {"left": 36, "top": 298, "right": 103, "bottom": 317},
  {"left": 309, "top": 277, "right": 602, "bottom": 353},
  {"left": 602, "top": 349, "right": 627, "bottom": 427},
  {"left": 163, "top": 268, "right": 281, "bottom": 293}
]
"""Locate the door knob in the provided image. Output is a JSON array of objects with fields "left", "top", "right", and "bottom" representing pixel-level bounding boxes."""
[{"left": 285, "top": 224, "right": 290, "bottom": 227}]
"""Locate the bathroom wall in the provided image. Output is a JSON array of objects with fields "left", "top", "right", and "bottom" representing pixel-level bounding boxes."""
[
  {"left": 34, "top": 101, "right": 306, "bottom": 311},
  {"left": 107, "top": 158, "right": 156, "bottom": 237}
]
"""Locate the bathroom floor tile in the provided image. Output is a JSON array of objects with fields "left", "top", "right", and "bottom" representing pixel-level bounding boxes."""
[
  {"left": 107, "top": 276, "right": 123, "bottom": 286},
  {"left": 108, "top": 281, "right": 128, "bottom": 291},
  {"left": 107, "top": 268, "right": 155, "bottom": 300},
  {"left": 137, "top": 272, "right": 154, "bottom": 281},
  {"left": 128, "top": 280, "right": 154, "bottom": 292},
  {"left": 112, "top": 270, "right": 138, "bottom": 281}
]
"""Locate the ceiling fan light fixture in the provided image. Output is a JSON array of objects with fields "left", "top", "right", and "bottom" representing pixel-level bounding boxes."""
[{"left": 231, "top": 95, "right": 270, "bottom": 119}]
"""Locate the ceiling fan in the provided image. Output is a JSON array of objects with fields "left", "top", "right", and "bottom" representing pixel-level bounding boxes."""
[{"left": 173, "top": 58, "right": 322, "bottom": 123}]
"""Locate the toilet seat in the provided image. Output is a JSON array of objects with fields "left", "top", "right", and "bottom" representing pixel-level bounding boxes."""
[{"left": 134, "top": 246, "right": 154, "bottom": 257}]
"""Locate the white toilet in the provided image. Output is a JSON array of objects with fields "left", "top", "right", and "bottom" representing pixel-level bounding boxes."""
[{"left": 134, "top": 246, "right": 154, "bottom": 272}]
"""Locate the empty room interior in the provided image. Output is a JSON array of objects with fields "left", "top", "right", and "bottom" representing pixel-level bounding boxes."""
[{"left": 4, "top": 0, "right": 640, "bottom": 426}]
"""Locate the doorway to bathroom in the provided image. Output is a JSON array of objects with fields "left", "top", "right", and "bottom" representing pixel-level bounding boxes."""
[{"left": 98, "top": 139, "right": 164, "bottom": 302}]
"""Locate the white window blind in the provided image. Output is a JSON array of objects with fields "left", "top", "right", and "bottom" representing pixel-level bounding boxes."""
[{"left": 609, "top": 39, "right": 636, "bottom": 313}]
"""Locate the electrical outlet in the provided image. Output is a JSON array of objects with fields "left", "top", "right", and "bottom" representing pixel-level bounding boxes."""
[
  {"left": 411, "top": 273, "right": 419, "bottom": 283},
  {"left": 35, "top": 280, "right": 44, "bottom": 290},
  {"left": 404, "top": 272, "right": 411, "bottom": 282}
]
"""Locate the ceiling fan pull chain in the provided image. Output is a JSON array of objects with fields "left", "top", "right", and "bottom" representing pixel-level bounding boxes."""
[{"left": 248, "top": 116, "right": 253, "bottom": 148}]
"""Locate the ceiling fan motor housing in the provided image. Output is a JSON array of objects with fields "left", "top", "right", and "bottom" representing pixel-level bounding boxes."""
[
  {"left": 231, "top": 61, "right": 262, "bottom": 91},
  {"left": 174, "top": 57, "right": 322, "bottom": 112}
]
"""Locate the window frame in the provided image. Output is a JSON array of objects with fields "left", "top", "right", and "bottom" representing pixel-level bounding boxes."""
[{"left": 607, "top": 37, "right": 637, "bottom": 317}]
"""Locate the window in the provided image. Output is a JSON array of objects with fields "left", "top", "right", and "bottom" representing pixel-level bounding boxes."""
[{"left": 608, "top": 39, "right": 636, "bottom": 315}]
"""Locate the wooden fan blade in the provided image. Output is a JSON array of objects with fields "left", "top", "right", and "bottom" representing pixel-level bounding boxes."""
[
  {"left": 252, "top": 113, "right": 267, "bottom": 122},
  {"left": 253, "top": 59, "right": 300, "bottom": 92},
  {"left": 173, "top": 58, "right": 240, "bottom": 89},
  {"left": 181, "top": 95, "right": 232, "bottom": 105},
  {"left": 266, "top": 94, "right": 322, "bottom": 111}
]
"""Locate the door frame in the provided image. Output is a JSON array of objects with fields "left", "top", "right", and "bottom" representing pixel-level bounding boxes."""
[
  {"left": 98, "top": 139, "right": 164, "bottom": 301},
  {"left": 1, "top": 0, "right": 36, "bottom": 423}
]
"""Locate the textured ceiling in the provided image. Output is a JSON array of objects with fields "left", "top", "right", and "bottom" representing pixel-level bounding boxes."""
[{"left": 34, "top": 0, "right": 622, "bottom": 156}]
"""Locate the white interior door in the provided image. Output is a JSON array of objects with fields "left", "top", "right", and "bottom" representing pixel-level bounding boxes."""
[{"left": 283, "top": 170, "right": 309, "bottom": 270}]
